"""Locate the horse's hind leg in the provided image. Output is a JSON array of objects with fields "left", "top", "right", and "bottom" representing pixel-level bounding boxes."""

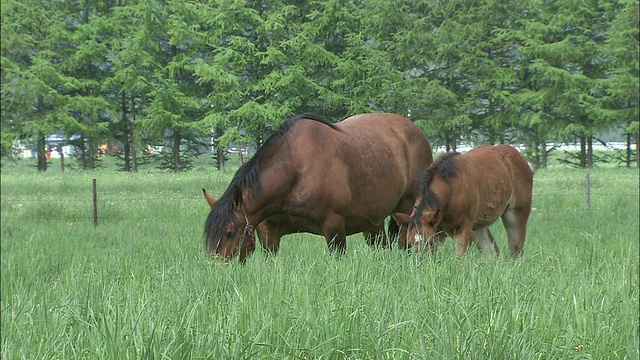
[
  {"left": 501, "top": 207, "right": 530, "bottom": 260},
  {"left": 473, "top": 228, "right": 500, "bottom": 258}
]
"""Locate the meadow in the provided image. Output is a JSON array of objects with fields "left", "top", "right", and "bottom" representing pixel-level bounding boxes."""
[{"left": 1, "top": 156, "right": 638, "bottom": 359}]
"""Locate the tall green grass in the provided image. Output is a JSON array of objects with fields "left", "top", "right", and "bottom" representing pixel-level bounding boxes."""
[{"left": 1, "top": 160, "right": 638, "bottom": 359}]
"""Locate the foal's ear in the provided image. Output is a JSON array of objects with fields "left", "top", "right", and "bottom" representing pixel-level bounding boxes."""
[
  {"left": 392, "top": 212, "right": 412, "bottom": 227},
  {"left": 202, "top": 189, "right": 217, "bottom": 207},
  {"left": 423, "top": 209, "right": 442, "bottom": 226}
]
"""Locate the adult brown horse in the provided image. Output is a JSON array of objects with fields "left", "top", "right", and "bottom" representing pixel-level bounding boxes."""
[
  {"left": 392, "top": 145, "right": 533, "bottom": 259},
  {"left": 203, "top": 112, "right": 433, "bottom": 261}
]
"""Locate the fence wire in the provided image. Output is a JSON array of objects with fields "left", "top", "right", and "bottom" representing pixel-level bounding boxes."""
[{"left": 1, "top": 190, "right": 638, "bottom": 223}]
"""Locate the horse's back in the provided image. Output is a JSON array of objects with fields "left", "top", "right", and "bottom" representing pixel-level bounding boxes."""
[
  {"left": 337, "top": 113, "right": 432, "bottom": 175},
  {"left": 465, "top": 145, "right": 530, "bottom": 175},
  {"left": 463, "top": 145, "right": 533, "bottom": 209},
  {"left": 284, "top": 112, "right": 432, "bottom": 231},
  {"left": 336, "top": 113, "right": 432, "bottom": 209},
  {"left": 489, "top": 144, "right": 533, "bottom": 193}
]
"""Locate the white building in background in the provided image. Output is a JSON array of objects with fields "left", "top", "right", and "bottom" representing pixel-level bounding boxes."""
[
  {"left": 14, "top": 134, "right": 77, "bottom": 158},
  {"left": 432, "top": 142, "right": 628, "bottom": 153}
]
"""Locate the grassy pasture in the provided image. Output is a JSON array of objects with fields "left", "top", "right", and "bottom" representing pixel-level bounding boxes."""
[{"left": 1, "top": 158, "right": 638, "bottom": 359}]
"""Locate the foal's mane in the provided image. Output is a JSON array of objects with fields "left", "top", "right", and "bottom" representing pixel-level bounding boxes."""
[
  {"left": 414, "top": 152, "right": 460, "bottom": 215},
  {"left": 205, "top": 113, "right": 338, "bottom": 244}
]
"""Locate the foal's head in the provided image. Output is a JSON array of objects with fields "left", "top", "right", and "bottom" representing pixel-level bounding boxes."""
[
  {"left": 393, "top": 194, "right": 444, "bottom": 252},
  {"left": 393, "top": 152, "right": 459, "bottom": 251}
]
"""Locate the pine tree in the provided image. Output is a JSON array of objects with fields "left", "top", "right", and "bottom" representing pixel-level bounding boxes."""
[
  {"left": 192, "top": 0, "right": 262, "bottom": 169},
  {"left": 1, "top": 0, "right": 71, "bottom": 171},
  {"left": 102, "top": 0, "right": 157, "bottom": 172},
  {"left": 61, "top": 0, "right": 115, "bottom": 170},
  {"left": 519, "top": 0, "right": 613, "bottom": 168},
  {"left": 135, "top": 0, "right": 204, "bottom": 172},
  {"left": 602, "top": 0, "right": 639, "bottom": 167}
]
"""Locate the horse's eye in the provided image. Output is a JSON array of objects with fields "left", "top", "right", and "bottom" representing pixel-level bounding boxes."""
[{"left": 226, "top": 231, "right": 236, "bottom": 238}]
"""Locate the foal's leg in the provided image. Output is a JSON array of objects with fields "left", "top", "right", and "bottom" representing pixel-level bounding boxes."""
[
  {"left": 423, "top": 232, "right": 447, "bottom": 253},
  {"left": 501, "top": 207, "right": 530, "bottom": 260},
  {"left": 473, "top": 228, "right": 500, "bottom": 258},
  {"left": 322, "top": 214, "right": 347, "bottom": 254},
  {"left": 397, "top": 224, "right": 409, "bottom": 250},
  {"left": 452, "top": 225, "right": 474, "bottom": 257}
]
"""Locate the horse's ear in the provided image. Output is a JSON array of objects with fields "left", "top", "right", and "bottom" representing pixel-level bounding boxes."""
[
  {"left": 392, "top": 212, "right": 412, "bottom": 227},
  {"left": 424, "top": 209, "right": 442, "bottom": 227},
  {"left": 203, "top": 189, "right": 217, "bottom": 207}
]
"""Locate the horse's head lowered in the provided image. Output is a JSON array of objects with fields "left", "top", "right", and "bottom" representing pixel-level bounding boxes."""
[
  {"left": 203, "top": 189, "right": 256, "bottom": 261},
  {"left": 392, "top": 152, "right": 458, "bottom": 252},
  {"left": 392, "top": 201, "right": 443, "bottom": 252}
]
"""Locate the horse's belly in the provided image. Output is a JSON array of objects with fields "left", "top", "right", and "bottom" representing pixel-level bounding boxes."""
[
  {"left": 266, "top": 213, "right": 322, "bottom": 236},
  {"left": 344, "top": 215, "right": 384, "bottom": 235},
  {"left": 473, "top": 202, "right": 507, "bottom": 229}
]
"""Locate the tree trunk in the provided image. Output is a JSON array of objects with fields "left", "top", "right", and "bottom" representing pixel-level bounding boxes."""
[
  {"left": 131, "top": 97, "right": 138, "bottom": 173},
  {"left": 132, "top": 133, "right": 138, "bottom": 173},
  {"left": 216, "top": 126, "right": 224, "bottom": 170},
  {"left": 626, "top": 132, "right": 631, "bottom": 168},
  {"left": 36, "top": 95, "right": 47, "bottom": 172},
  {"left": 444, "top": 131, "right": 455, "bottom": 153},
  {"left": 37, "top": 131, "right": 47, "bottom": 172},
  {"left": 587, "top": 135, "right": 593, "bottom": 168},
  {"left": 579, "top": 135, "right": 586, "bottom": 168},
  {"left": 542, "top": 141, "right": 548, "bottom": 168},
  {"left": 636, "top": 129, "right": 639, "bottom": 169},
  {"left": 123, "top": 138, "right": 131, "bottom": 171},
  {"left": 60, "top": 145, "right": 65, "bottom": 172},
  {"left": 86, "top": 84, "right": 95, "bottom": 170},
  {"left": 121, "top": 91, "right": 131, "bottom": 172},
  {"left": 78, "top": 136, "right": 87, "bottom": 168},
  {"left": 173, "top": 129, "right": 181, "bottom": 172},
  {"left": 88, "top": 136, "right": 95, "bottom": 170}
]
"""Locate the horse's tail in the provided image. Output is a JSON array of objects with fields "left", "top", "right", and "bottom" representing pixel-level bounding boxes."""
[
  {"left": 387, "top": 217, "right": 400, "bottom": 244},
  {"left": 527, "top": 160, "right": 536, "bottom": 175}
]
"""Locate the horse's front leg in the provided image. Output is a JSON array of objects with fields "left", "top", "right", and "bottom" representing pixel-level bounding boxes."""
[
  {"left": 429, "top": 232, "right": 447, "bottom": 253},
  {"left": 396, "top": 222, "right": 409, "bottom": 250},
  {"left": 453, "top": 226, "right": 474, "bottom": 257},
  {"left": 322, "top": 213, "right": 347, "bottom": 254}
]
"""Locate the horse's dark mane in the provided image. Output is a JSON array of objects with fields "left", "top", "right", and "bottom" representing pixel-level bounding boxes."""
[
  {"left": 414, "top": 152, "right": 460, "bottom": 217},
  {"left": 204, "top": 113, "right": 338, "bottom": 246}
]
